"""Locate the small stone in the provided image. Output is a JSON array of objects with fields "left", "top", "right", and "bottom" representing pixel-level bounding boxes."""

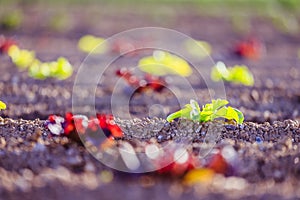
[
  {"left": 33, "top": 143, "right": 46, "bottom": 152},
  {"left": 255, "top": 136, "right": 263, "bottom": 144},
  {"left": 67, "top": 155, "right": 83, "bottom": 166},
  {"left": 84, "top": 162, "right": 96, "bottom": 172},
  {"left": 239, "top": 124, "right": 245, "bottom": 129},
  {"left": 225, "top": 125, "right": 236, "bottom": 131},
  {"left": 30, "top": 128, "right": 42, "bottom": 141},
  {"left": 157, "top": 135, "right": 164, "bottom": 142},
  {"left": 251, "top": 90, "right": 259, "bottom": 101},
  {"left": 0, "top": 137, "right": 6, "bottom": 148},
  {"left": 48, "top": 124, "right": 63, "bottom": 135}
]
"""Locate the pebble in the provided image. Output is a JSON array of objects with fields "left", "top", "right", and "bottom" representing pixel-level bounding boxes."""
[{"left": 33, "top": 143, "right": 46, "bottom": 152}]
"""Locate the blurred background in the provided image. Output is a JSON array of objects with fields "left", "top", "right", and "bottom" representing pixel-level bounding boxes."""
[{"left": 0, "top": 0, "right": 300, "bottom": 122}]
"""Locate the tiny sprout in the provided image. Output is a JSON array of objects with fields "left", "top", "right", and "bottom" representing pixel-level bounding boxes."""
[
  {"left": 167, "top": 99, "right": 244, "bottom": 124},
  {"left": 211, "top": 61, "right": 254, "bottom": 86},
  {"left": 138, "top": 50, "right": 192, "bottom": 77},
  {"left": 0, "top": 101, "right": 6, "bottom": 110}
]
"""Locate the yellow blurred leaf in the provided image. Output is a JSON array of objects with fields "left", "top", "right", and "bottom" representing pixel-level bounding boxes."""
[
  {"left": 183, "top": 168, "right": 215, "bottom": 186},
  {"left": 211, "top": 62, "right": 254, "bottom": 86},
  {"left": 78, "top": 35, "right": 107, "bottom": 54},
  {"left": 8, "top": 45, "right": 35, "bottom": 69},
  {"left": 184, "top": 39, "right": 212, "bottom": 58},
  {"left": 138, "top": 50, "right": 192, "bottom": 77},
  {"left": 0, "top": 101, "right": 6, "bottom": 110}
]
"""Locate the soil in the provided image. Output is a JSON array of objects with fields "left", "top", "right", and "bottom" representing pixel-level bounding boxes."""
[{"left": 0, "top": 2, "right": 300, "bottom": 200}]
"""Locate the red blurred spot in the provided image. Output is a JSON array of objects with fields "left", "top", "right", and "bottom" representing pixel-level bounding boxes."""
[
  {"left": 74, "top": 118, "right": 86, "bottom": 134},
  {"left": 97, "top": 114, "right": 107, "bottom": 129},
  {"left": 207, "top": 153, "right": 228, "bottom": 174},
  {"left": 48, "top": 115, "right": 56, "bottom": 123},
  {"left": 64, "top": 123, "right": 74, "bottom": 135},
  {"left": 100, "top": 136, "right": 115, "bottom": 150},
  {"left": 0, "top": 35, "right": 17, "bottom": 54},
  {"left": 235, "top": 38, "right": 264, "bottom": 60},
  {"left": 88, "top": 116, "right": 99, "bottom": 132},
  {"left": 65, "top": 112, "right": 73, "bottom": 123},
  {"left": 157, "top": 152, "right": 198, "bottom": 176},
  {"left": 108, "top": 124, "right": 123, "bottom": 138},
  {"left": 111, "top": 38, "right": 137, "bottom": 56},
  {"left": 116, "top": 68, "right": 166, "bottom": 93},
  {"left": 145, "top": 74, "right": 166, "bottom": 92}
]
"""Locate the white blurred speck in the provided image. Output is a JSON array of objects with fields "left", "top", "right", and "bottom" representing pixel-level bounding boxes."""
[
  {"left": 48, "top": 123, "right": 63, "bottom": 135},
  {"left": 119, "top": 142, "right": 140, "bottom": 171},
  {"left": 174, "top": 148, "right": 189, "bottom": 164},
  {"left": 145, "top": 144, "right": 160, "bottom": 159}
]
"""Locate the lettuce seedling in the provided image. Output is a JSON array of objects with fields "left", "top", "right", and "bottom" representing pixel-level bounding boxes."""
[
  {"left": 211, "top": 61, "right": 254, "bottom": 86},
  {"left": 167, "top": 99, "right": 244, "bottom": 124},
  {"left": 0, "top": 101, "right": 6, "bottom": 110}
]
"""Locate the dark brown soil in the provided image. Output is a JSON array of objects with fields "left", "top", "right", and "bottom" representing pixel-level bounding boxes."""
[{"left": 0, "top": 2, "right": 300, "bottom": 200}]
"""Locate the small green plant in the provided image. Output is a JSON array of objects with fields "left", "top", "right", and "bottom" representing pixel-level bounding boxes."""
[
  {"left": 211, "top": 61, "right": 254, "bottom": 86},
  {"left": 167, "top": 99, "right": 244, "bottom": 124},
  {"left": 0, "top": 101, "right": 6, "bottom": 110}
]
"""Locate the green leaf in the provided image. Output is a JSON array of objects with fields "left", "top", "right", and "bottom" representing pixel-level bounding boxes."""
[
  {"left": 51, "top": 57, "right": 73, "bottom": 80},
  {"left": 166, "top": 110, "right": 183, "bottom": 122},
  {"left": 233, "top": 108, "right": 244, "bottom": 124},
  {"left": 211, "top": 99, "right": 228, "bottom": 111},
  {"left": 166, "top": 104, "right": 192, "bottom": 122},
  {"left": 8, "top": 45, "right": 35, "bottom": 69},
  {"left": 212, "top": 106, "right": 228, "bottom": 120},
  {"left": 0, "top": 101, "right": 6, "bottom": 110},
  {"left": 28, "top": 59, "right": 47, "bottom": 80},
  {"left": 225, "top": 106, "right": 240, "bottom": 123},
  {"left": 228, "top": 65, "right": 254, "bottom": 86}
]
